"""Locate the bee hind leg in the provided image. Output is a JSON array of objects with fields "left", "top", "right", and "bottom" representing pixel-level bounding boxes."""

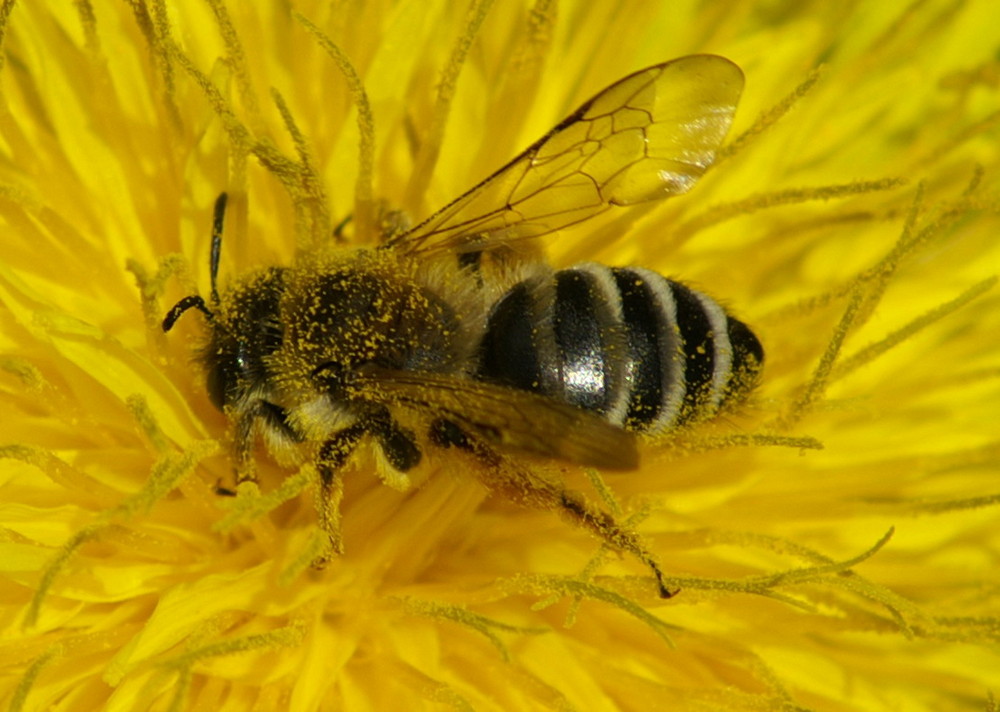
[
  {"left": 556, "top": 489, "right": 675, "bottom": 598},
  {"left": 428, "top": 418, "right": 676, "bottom": 598}
]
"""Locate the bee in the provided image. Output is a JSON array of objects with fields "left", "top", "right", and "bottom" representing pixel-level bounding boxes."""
[{"left": 163, "top": 55, "right": 761, "bottom": 597}]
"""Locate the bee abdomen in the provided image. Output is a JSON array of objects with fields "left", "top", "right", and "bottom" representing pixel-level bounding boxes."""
[{"left": 476, "top": 264, "right": 763, "bottom": 432}]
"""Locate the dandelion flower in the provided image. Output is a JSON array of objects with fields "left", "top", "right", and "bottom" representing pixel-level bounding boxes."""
[{"left": 1, "top": 2, "right": 998, "bottom": 711}]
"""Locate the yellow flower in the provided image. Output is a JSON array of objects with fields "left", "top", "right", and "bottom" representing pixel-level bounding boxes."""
[{"left": 2, "top": 1, "right": 998, "bottom": 710}]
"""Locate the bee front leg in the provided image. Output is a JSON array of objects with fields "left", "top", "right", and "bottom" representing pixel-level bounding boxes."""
[
  {"left": 228, "top": 401, "right": 301, "bottom": 490},
  {"left": 230, "top": 408, "right": 259, "bottom": 488}
]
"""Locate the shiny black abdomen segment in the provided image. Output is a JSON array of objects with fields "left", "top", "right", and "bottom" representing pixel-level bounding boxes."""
[
  {"left": 728, "top": 317, "right": 763, "bottom": 372},
  {"left": 477, "top": 283, "right": 544, "bottom": 393},
  {"left": 612, "top": 268, "right": 664, "bottom": 429},
  {"left": 668, "top": 282, "right": 715, "bottom": 421},
  {"left": 553, "top": 270, "right": 607, "bottom": 411}
]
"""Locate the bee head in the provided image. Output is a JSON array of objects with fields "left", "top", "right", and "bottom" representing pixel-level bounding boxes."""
[
  {"left": 162, "top": 193, "right": 284, "bottom": 411},
  {"left": 200, "top": 267, "right": 286, "bottom": 410}
]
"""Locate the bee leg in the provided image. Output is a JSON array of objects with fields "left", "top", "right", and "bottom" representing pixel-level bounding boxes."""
[
  {"left": 367, "top": 409, "right": 422, "bottom": 471},
  {"left": 232, "top": 409, "right": 259, "bottom": 486},
  {"left": 215, "top": 481, "right": 237, "bottom": 497},
  {"left": 227, "top": 402, "right": 302, "bottom": 492},
  {"left": 428, "top": 419, "right": 675, "bottom": 598},
  {"left": 313, "top": 423, "right": 367, "bottom": 562},
  {"left": 555, "top": 490, "right": 675, "bottom": 598},
  {"left": 312, "top": 411, "right": 420, "bottom": 563}
]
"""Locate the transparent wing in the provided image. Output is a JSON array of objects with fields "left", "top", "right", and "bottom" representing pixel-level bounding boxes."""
[
  {"left": 384, "top": 54, "right": 744, "bottom": 257},
  {"left": 354, "top": 368, "right": 638, "bottom": 470}
]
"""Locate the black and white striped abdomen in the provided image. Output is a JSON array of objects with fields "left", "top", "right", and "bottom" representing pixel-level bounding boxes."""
[{"left": 475, "top": 263, "right": 763, "bottom": 431}]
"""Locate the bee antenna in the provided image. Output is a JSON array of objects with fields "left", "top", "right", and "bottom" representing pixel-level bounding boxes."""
[
  {"left": 210, "top": 192, "right": 228, "bottom": 305},
  {"left": 162, "top": 295, "right": 214, "bottom": 332}
]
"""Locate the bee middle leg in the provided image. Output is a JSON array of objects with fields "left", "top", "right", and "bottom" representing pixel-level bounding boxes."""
[
  {"left": 366, "top": 408, "right": 421, "bottom": 471},
  {"left": 429, "top": 419, "right": 676, "bottom": 598},
  {"left": 313, "top": 409, "right": 421, "bottom": 562},
  {"left": 314, "top": 423, "right": 367, "bottom": 560}
]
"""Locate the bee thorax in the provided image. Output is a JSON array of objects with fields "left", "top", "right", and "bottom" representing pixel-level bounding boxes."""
[{"left": 270, "top": 254, "right": 463, "bottom": 395}]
